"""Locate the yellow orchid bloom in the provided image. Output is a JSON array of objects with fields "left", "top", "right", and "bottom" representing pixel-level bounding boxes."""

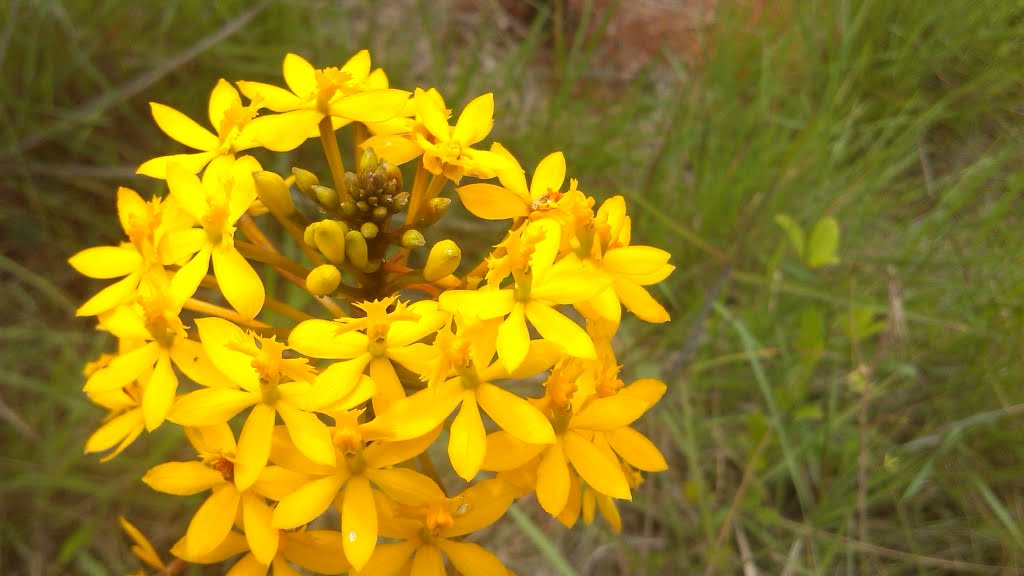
[
  {"left": 237, "top": 51, "right": 410, "bottom": 152},
  {"left": 439, "top": 219, "right": 609, "bottom": 372},
  {"left": 142, "top": 424, "right": 307, "bottom": 563},
  {"left": 161, "top": 156, "right": 265, "bottom": 319},
  {"left": 288, "top": 296, "right": 447, "bottom": 413},
  {"left": 360, "top": 479, "right": 516, "bottom": 576},
  {"left": 137, "top": 79, "right": 263, "bottom": 178},
  {"left": 167, "top": 317, "right": 346, "bottom": 492},
  {"left": 219, "top": 529, "right": 351, "bottom": 575},
  {"left": 268, "top": 414, "right": 441, "bottom": 571},
  {"left": 82, "top": 350, "right": 145, "bottom": 461}
]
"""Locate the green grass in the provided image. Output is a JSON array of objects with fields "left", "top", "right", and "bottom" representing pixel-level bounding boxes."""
[{"left": 2, "top": 0, "right": 1023, "bottom": 574}]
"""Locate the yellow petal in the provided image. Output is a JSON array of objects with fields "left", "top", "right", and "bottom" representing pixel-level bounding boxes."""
[
  {"left": 603, "top": 245, "right": 672, "bottom": 276},
  {"left": 225, "top": 552, "right": 266, "bottom": 576},
  {"left": 242, "top": 492, "right": 278, "bottom": 565},
  {"left": 234, "top": 403, "right": 276, "bottom": 491},
  {"left": 410, "top": 544, "right": 445, "bottom": 576},
  {"left": 311, "top": 355, "right": 371, "bottom": 409},
  {"left": 227, "top": 159, "right": 259, "bottom": 223},
  {"left": 174, "top": 530, "right": 249, "bottom": 564},
  {"left": 342, "top": 475, "right": 378, "bottom": 570},
  {"left": 595, "top": 491, "right": 623, "bottom": 533},
  {"left": 282, "top": 53, "right": 316, "bottom": 98},
  {"left": 85, "top": 409, "right": 144, "bottom": 456},
  {"left": 76, "top": 273, "right": 139, "bottom": 317},
  {"left": 358, "top": 541, "right": 417, "bottom": 576},
  {"left": 341, "top": 49, "right": 371, "bottom": 79},
  {"left": 443, "top": 479, "right": 516, "bottom": 538},
  {"left": 212, "top": 246, "right": 264, "bottom": 320},
  {"left": 606, "top": 427, "right": 667, "bottom": 471},
  {"left": 288, "top": 320, "right": 368, "bottom": 359},
  {"left": 480, "top": 430, "right": 545, "bottom": 472},
  {"left": 536, "top": 443, "right": 570, "bottom": 516},
  {"left": 495, "top": 303, "right": 530, "bottom": 374},
  {"left": 236, "top": 80, "right": 304, "bottom": 112},
  {"left": 363, "top": 378, "right": 462, "bottom": 442},
  {"left": 167, "top": 387, "right": 255, "bottom": 427},
  {"left": 69, "top": 245, "right": 141, "bottom": 279},
  {"left": 272, "top": 473, "right": 346, "bottom": 529},
  {"left": 160, "top": 228, "right": 207, "bottom": 265},
  {"left": 252, "top": 465, "right": 312, "bottom": 502},
  {"left": 438, "top": 288, "right": 515, "bottom": 321},
  {"left": 447, "top": 395, "right": 486, "bottom": 481},
  {"left": 529, "top": 151, "right": 566, "bottom": 201},
  {"left": 455, "top": 183, "right": 529, "bottom": 220},
  {"left": 452, "top": 93, "right": 493, "bottom": 146},
  {"left": 415, "top": 88, "right": 451, "bottom": 141},
  {"left": 524, "top": 302, "right": 595, "bottom": 359},
  {"left": 325, "top": 373, "right": 377, "bottom": 413},
  {"left": 555, "top": 471, "right": 582, "bottom": 529},
  {"left": 142, "top": 461, "right": 223, "bottom": 495},
  {"left": 149, "top": 102, "right": 217, "bottom": 151},
  {"left": 613, "top": 279, "right": 670, "bottom": 323},
  {"left": 83, "top": 341, "right": 159, "bottom": 393},
  {"left": 570, "top": 393, "right": 651, "bottom": 431},
  {"left": 363, "top": 425, "right": 442, "bottom": 469},
  {"left": 531, "top": 260, "right": 609, "bottom": 304},
  {"left": 362, "top": 134, "right": 423, "bottom": 166},
  {"left": 491, "top": 142, "right": 527, "bottom": 195},
  {"left": 277, "top": 403, "right": 336, "bottom": 467},
  {"left": 563, "top": 430, "right": 630, "bottom": 500},
  {"left": 621, "top": 377, "right": 668, "bottom": 405},
  {"left": 437, "top": 539, "right": 507, "bottom": 576},
  {"left": 367, "top": 467, "right": 444, "bottom": 507},
  {"left": 208, "top": 79, "right": 242, "bottom": 132},
  {"left": 137, "top": 151, "right": 218, "bottom": 179},
  {"left": 369, "top": 357, "right": 405, "bottom": 415},
  {"left": 184, "top": 485, "right": 240, "bottom": 558},
  {"left": 477, "top": 382, "right": 555, "bottom": 445},
  {"left": 142, "top": 353, "right": 177, "bottom": 431},
  {"left": 170, "top": 248, "right": 211, "bottom": 308},
  {"left": 195, "top": 317, "right": 259, "bottom": 390},
  {"left": 170, "top": 336, "right": 233, "bottom": 389},
  {"left": 583, "top": 286, "right": 622, "bottom": 324},
  {"left": 246, "top": 110, "right": 323, "bottom": 152},
  {"left": 119, "top": 516, "right": 164, "bottom": 570},
  {"left": 331, "top": 90, "right": 411, "bottom": 124},
  {"left": 281, "top": 530, "right": 351, "bottom": 574}
]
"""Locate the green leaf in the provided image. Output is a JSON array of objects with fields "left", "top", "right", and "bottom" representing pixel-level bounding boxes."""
[
  {"left": 797, "top": 306, "right": 825, "bottom": 365},
  {"left": 774, "top": 214, "right": 806, "bottom": 258},
  {"left": 807, "top": 216, "right": 840, "bottom": 268}
]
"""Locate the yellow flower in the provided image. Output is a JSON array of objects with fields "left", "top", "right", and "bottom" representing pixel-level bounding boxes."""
[
  {"left": 577, "top": 195, "right": 674, "bottom": 323},
  {"left": 137, "top": 79, "right": 263, "bottom": 178},
  {"left": 363, "top": 320, "right": 559, "bottom": 480},
  {"left": 119, "top": 516, "right": 165, "bottom": 571},
  {"left": 288, "top": 296, "right": 447, "bottom": 414},
  {"left": 161, "top": 156, "right": 265, "bottom": 319},
  {"left": 68, "top": 187, "right": 187, "bottom": 317},
  {"left": 439, "top": 219, "right": 608, "bottom": 372},
  {"left": 83, "top": 290, "right": 223, "bottom": 431},
  {"left": 142, "top": 424, "right": 306, "bottom": 563},
  {"left": 237, "top": 51, "right": 410, "bottom": 152},
  {"left": 269, "top": 413, "right": 441, "bottom": 571},
  {"left": 168, "top": 317, "right": 340, "bottom": 491},
  {"left": 221, "top": 529, "right": 351, "bottom": 575},
  {"left": 360, "top": 479, "right": 516, "bottom": 576},
  {"left": 455, "top": 148, "right": 567, "bottom": 220},
  {"left": 83, "top": 351, "right": 145, "bottom": 461}
]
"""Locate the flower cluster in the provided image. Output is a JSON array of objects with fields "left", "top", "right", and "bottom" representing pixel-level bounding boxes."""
[{"left": 73, "top": 50, "right": 674, "bottom": 575}]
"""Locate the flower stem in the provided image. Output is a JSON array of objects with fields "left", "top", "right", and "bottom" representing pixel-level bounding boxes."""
[
  {"left": 184, "top": 298, "right": 271, "bottom": 328},
  {"left": 318, "top": 116, "right": 348, "bottom": 202},
  {"left": 235, "top": 240, "right": 310, "bottom": 279},
  {"left": 263, "top": 296, "right": 318, "bottom": 323},
  {"left": 238, "top": 214, "right": 278, "bottom": 254},
  {"left": 405, "top": 161, "right": 429, "bottom": 224},
  {"left": 353, "top": 121, "right": 368, "bottom": 169}
]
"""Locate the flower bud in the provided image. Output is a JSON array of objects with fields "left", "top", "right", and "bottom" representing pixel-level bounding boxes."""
[
  {"left": 314, "top": 220, "right": 347, "bottom": 264},
  {"left": 360, "top": 221, "right": 379, "bottom": 239},
  {"left": 306, "top": 264, "right": 341, "bottom": 296},
  {"left": 339, "top": 201, "right": 358, "bottom": 217},
  {"left": 416, "top": 197, "right": 452, "bottom": 228},
  {"left": 372, "top": 206, "right": 389, "bottom": 221},
  {"left": 303, "top": 222, "right": 319, "bottom": 249},
  {"left": 312, "top": 185, "right": 339, "bottom": 209},
  {"left": 345, "top": 230, "right": 369, "bottom": 269},
  {"left": 292, "top": 167, "right": 319, "bottom": 195},
  {"left": 253, "top": 171, "right": 295, "bottom": 216},
  {"left": 344, "top": 172, "right": 360, "bottom": 197},
  {"left": 424, "top": 239, "right": 461, "bottom": 282},
  {"left": 393, "top": 192, "right": 410, "bottom": 211},
  {"left": 383, "top": 161, "right": 403, "bottom": 191},
  {"left": 401, "top": 229, "right": 425, "bottom": 248},
  {"left": 359, "top": 148, "right": 380, "bottom": 172}
]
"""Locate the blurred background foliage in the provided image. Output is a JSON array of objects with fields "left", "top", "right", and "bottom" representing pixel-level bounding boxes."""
[{"left": 2, "top": 0, "right": 1023, "bottom": 574}]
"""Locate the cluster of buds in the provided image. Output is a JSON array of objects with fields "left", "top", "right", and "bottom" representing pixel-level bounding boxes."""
[{"left": 70, "top": 49, "right": 674, "bottom": 575}]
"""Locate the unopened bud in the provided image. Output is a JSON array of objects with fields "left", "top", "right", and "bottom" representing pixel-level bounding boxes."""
[
  {"left": 306, "top": 264, "right": 341, "bottom": 296},
  {"left": 359, "top": 148, "right": 380, "bottom": 172},
  {"left": 303, "top": 222, "right": 319, "bottom": 249},
  {"left": 417, "top": 197, "right": 452, "bottom": 228},
  {"left": 314, "top": 220, "right": 347, "bottom": 264},
  {"left": 383, "top": 161, "right": 402, "bottom": 191},
  {"left": 372, "top": 206, "right": 389, "bottom": 221},
  {"left": 360, "top": 222, "right": 379, "bottom": 239},
  {"left": 401, "top": 229, "right": 425, "bottom": 248},
  {"left": 340, "top": 201, "right": 358, "bottom": 217},
  {"left": 343, "top": 173, "right": 360, "bottom": 197},
  {"left": 253, "top": 171, "right": 295, "bottom": 216},
  {"left": 393, "top": 192, "right": 410, "bottom": 211},
  {"left": 424, "top": 240, "right": 461, "bottom": 282},
  {"left": 345, "top": 230, "right": 369, "bottom": 269},
  {"left": 356, "top": 201, "right": 369, "bottom": 213},
  {"left": 312, "top": 185, "right": 339, "bottom": 209},
  {"left": 292, "top": 167, "right": 319, "bottom": 195}
]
